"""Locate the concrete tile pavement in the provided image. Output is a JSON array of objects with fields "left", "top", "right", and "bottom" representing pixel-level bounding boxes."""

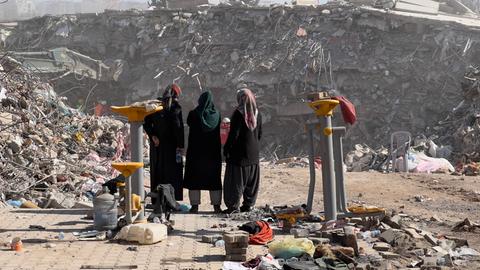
[{"left": 0, "top": 207, "right": 268, "bottom": 270}]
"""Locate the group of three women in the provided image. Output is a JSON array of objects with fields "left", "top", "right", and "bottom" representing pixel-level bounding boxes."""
[{"left": 144, "top": 84, "right": 262, "bottom": 214}]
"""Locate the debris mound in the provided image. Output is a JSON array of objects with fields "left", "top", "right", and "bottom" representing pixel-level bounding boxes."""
[{"left": 0, "top": 56, "right": 128, "bottom": 207}]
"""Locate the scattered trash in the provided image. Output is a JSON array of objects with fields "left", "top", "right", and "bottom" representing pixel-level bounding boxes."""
[
  {"left": 179, "top": 204, "right": 191, "bottom": 213},
  {"left": 10, "top": 237, "right": 22, "bottom": 252},
  {"left": 268, "top": 238, "right": 315, "bottom": 259},
  {"left": 115, "top": 224, "right": 168, "bottom": 245},
  {"left": 215, "top": 239, "right": 225, "bottom": 248}
]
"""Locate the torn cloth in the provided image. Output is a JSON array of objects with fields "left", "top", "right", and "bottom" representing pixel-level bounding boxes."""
[
  {"left": 240, "top": 220, "right": 274, "bottom": 245},
  {"left": 333, "top": 96, "right": 356, "bottom": 125}
]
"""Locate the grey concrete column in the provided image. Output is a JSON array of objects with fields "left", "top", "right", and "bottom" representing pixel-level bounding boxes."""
[
  {"left": 333, "top": 127, "right": 348, "bottom": 213},
  {"left": 306, "top": 125, "right": 316, "bottom": 214},
  {"left": 130, "top": 121, "right": 145, "bottom": 221},
  {"left": 320, "top": 116, "right": 337, "bottom": 221},
  {"left": 125, "top": 176, "right": 132, "bottom": 224}
]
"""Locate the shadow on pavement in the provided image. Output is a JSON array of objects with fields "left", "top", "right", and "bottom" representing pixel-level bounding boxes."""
[{"left": 11, "top": 209, "right": 90, "bottom": 215}]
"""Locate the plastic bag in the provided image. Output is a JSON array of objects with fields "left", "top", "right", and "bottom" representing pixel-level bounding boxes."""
[
  {"left": 258, "top": 254, "right": 282, "bottom": 270},
  {"left": 268, "top": 238, "right": 315, "bottom": 259}
]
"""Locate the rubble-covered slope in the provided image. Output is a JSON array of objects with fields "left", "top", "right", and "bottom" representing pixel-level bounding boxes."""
[
  {"left": 5, "top": 4, "right": 480, "bottom": 157},
  {"left": 0, "top": 56, "right": 128, "bottom": 206}
]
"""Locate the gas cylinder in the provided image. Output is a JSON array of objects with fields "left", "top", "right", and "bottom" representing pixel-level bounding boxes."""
[{"left": 93, "top": 187, "right": 118, "bottom": 230}]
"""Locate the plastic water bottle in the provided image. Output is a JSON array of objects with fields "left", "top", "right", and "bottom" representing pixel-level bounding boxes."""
[
  {"left": 58, "top": 232, "right": 65, "bottom": 240},
  {"left": 179, "top": 204, "right": 191, "bottom": 213},
  {"left": 176, "top": 152, "right": 182, "bottom": 163},
  {"left": 362, "top": 230, "right": 381, "bottom": 239},
  {"left": 215, "top": 240, "right": 225, "bottom": 247}
]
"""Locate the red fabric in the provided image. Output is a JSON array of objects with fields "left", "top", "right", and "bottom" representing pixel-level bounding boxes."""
[
  {"left": 171, "top": 83, "right": 182, "bottom": 96},
  {"left": 220, "top": 122, "right": 230, "bottom": 145},
  {"left": 333, "top": 96, "right": 357, "bottom": 125},
  {"left": 249, "top": 221, "right": 274, "bottom": 245}
]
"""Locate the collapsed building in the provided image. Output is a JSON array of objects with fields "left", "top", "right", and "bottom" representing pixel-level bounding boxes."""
[{"left": 2, "top": 1, "right": 480, "bottom": 159}]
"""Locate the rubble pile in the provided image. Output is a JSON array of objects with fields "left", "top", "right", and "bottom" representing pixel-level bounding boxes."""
[
  {"left": 435, "top": 67, "right": 480, "bottom": 161},
  {"left": 221, "top": 207, "right": 480, "bottom": 269},
  {"left": 0, "top": 56, "right": 128, "bottom": 207},
  {"left": 5, "top": 4, "right": 480, "bottom": 157}
]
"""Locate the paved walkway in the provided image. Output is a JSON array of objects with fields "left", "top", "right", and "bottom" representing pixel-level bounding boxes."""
[{"left": 0, "top": 208, "right": 267, "bottom": 270}]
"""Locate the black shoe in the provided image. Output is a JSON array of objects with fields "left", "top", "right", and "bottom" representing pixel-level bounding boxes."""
[
  {"left": 222, "top": 208, "right": 239, "bottom": 214},
  {"left": 189, "top": 205, "right": 199, "bottom": 214},
  {"left": 213, "top": 205, "right": 222, "bottom": 214},
  {"left": 240, "top": 205, "right": 252, "bottom": 212}
]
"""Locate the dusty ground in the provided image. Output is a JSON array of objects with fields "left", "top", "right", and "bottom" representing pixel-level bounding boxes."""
[
  {"left": 257, "top": 164, "right": 480, "bottom": 250},
  {"left": 1, "top": 165, "right": 480, "bottom": 269}
]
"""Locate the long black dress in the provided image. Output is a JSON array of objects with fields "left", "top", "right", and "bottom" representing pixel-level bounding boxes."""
[
  {"left": 144, "top": 102, "right": 184, "bottom": 200},
  {"left": 183, "top": 111, "right": 222, "bottom": 191}
]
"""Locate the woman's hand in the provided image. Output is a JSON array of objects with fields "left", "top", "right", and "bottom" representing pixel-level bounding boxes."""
[{"left": 152, "top": 136, "right": 160, "bottom": 147}]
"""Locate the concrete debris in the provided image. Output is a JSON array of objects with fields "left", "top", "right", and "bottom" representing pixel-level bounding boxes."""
[
  {"left": 4, "top": 3, "right": 480, "bottom": 159},
  {"left": 0, "top": 56, "right": 128, "bottom": 207},
  {"left": 452, "top": 218, "right": 480, "bottom": 232}
]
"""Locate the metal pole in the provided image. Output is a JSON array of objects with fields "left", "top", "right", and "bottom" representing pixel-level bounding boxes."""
[
  {"left": 130, "top": 121, "right": 145, "bottom": 221},
  {"left": 125, "top": 176, "right": 132, "bottom": 224},
  {"left": 320, "top": 116, "right": 337, "bottom": 221},
  {"left": 306, "top": 125, "right": 316, "bottom": 214},
  {"left": 333, "top": 127, "right": 348, "bottom": 214}
]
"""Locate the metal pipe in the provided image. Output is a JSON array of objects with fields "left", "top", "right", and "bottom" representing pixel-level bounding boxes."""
[
  {"left": 306, "top": 125, "right": 316, "bottom": 214},
  {"left": 320, "top": 116, "right": 337, "bottom": 221},
  {"left": 125, "top": 176, "right": 132, "bottom": 224},
  {"left": 333, "top": 127, "right": 348, "bottom": 213},
  {"left": 130, "top": 121, "right": 145, "bottom": 221}
]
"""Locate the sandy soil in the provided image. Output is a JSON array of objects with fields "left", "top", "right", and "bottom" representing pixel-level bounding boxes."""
[{"left": 250, "top": 165, "right": 480, "bottom": 250}]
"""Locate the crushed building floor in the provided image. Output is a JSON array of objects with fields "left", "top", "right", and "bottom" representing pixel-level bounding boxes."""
[{"left": 3, "top": 3, "right": 480, "bottom": 157}]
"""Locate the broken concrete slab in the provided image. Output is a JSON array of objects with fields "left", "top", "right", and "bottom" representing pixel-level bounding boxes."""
[
  {"left": 379, "top": 251, "right": 402, "bottom": 259},
  {"left": 424, "top": 233, "right": 439, "bottom": 246},
  {"left": 343, "top": 226, "right": 359, "bottom": 256},
  {"left": 444, "top": 236, "right": 468, "bottom": 248},
  {"left": 404, "top": 228, "right": 424, "bottom": 239},
  {"left": 373, "top": 242, "right": 391, "bottom": 251}
]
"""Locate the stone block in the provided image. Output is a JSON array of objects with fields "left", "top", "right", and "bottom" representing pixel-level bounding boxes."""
[
  {"left": 422, "top": 256, "right": 438, "bottom": 266},
  {"left": 379, "top": 229, "right": 403, "bottom": 245},
  {"left": 343, "top": 226, "right": 359, "bottom": 256},
  {"left": 225, "top": 254, "right": 247, "bottom": 261},
  {"left": 225, "top": 242, "right": 248, "bottom": 249},
  {"left": 46, "top": 191, "right": 76, "bottom": 209},
  {"left": 373, "top": 242, "right": 391, "bottom": 251},
  {"left": 379, "top": 251, "right": 401, "bottom": 259},
  {"left": 444, "top": 236, "right": 468, "bottom": 248},
  {"left": 432, "top": 246, "right": 448, "bottom": 255},
  {"left": 202, "top": 235, "right": 222, "bottom": 244},
  {"left": 223, "top": 231, "right": 249, "bottom": 244},
  {"left": 388, "top": 215, "right": 402, "bottom": 229},
  {"left": 225, "top": 247, "right": 248, "bottom": 255},
  {"left": 355, "top": 263, "right": 370, "bottom": 270},
  {"left": 404, "top": 228, "right": 423, "bottom": 239},
  {"left": 424, "top": 233, "right": 439, "bottom": 245},
  {"left": 291, "top": 228, "right": 309, "bottom": 238}
]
